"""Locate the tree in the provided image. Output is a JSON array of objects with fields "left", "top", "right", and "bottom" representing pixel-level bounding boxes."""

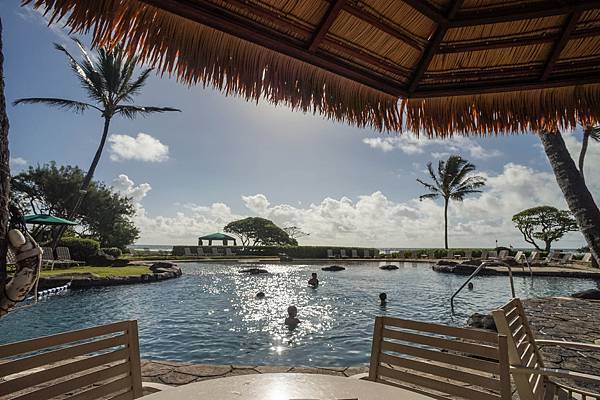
[
  {"left": 416, "top": 155, "right": 486, "bottom": 249},
  {"left": 12, "top": 163, "right": 139, "bottom": 249},
  {"left": 512, "top": 206, "right": 578, "bottom": 251},
  {"left": 224, "top": 217, "right": 297, "bottom": 247},
  {"left": 282, "top": 226, "right": 310, "bottom": 241},
  {"left": 540, "top": 132, "right": 600, "bottom": 267},
  {"left": 578, "top": 126, "right": 600, "bottom": 183},
  {"left": 14, "top": 39, "right": 179, "bottom": 247}
]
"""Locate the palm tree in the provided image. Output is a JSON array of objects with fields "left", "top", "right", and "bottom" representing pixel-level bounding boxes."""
[
  {"left": 14, "top": 39, "right": 180, "bottom": 246},
  {"left": 416, "top": 155, "right": 486, "bottom": 249},
  {"left": 578, "top": 125, "right": 600, "bottom": 182}
]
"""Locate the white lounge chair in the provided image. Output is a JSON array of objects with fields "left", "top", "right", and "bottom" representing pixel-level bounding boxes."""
[
  {"left": 363, "top": 249, "right": 371, "bottom": 258},
  {"left": 225, "top": 248, "right": 236, "bottom": 257},
  {"left": 55, "top": 246, "right": 84, "bottom": 266},
  {"left": 41, "top": 246, "right": 56, "bottom": 269},
  {"left": 327, "top": 249, "right": 336, "bottom": 259},
  {"left": 487, "top": 250, "right": 498, "bottom": 259},
  {"left": 581, "top": 252, "right": 592, "bottom": 263},
  {"left": 211, "top": 247, "right": 222, "bottom": 256},
  {"left": 183, "top": 247, "right": 195, "bottom": 257},
  {"left": 463, "top": 250, "right": 472, "bottom": 260},
  {"left": 559, "top": 252, "right": 573, "bottom": 264},
  {"left": 197, "top": 247, "right": 205, "bottom": 256},
  {"left": 351, "top": 249, "right": 359, "bottom": 258},
  {"left": 340, "top": 249, "right": 348, "bottom": 258}
]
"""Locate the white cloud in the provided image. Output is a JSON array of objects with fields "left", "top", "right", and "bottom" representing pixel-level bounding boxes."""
[
  {"left": 126, "top": 162, "right": 589, "bottom": 249},
  {"left": 108, "top": 133, "right": 169, "bottom": 162},
  {"left": 112, "top": 174, "right": 152, "bottom": 204},
  {"left": 10, "top": 157, "right": 27, "bottom": 168},
  {"left": 363, "top": 134, "right": 502, "bottom": 159}
]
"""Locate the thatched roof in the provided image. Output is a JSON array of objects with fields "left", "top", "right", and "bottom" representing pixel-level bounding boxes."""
[{"left": 23, "top": 0, "right": 600, "bottom": 135}]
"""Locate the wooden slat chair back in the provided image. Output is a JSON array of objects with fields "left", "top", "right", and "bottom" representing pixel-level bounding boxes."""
[
  {"left": 56, "top": 247, "right": 76, "bottom": 262},
  {"left": 492, "top": 298, "right": 600, "bottom": 400},
  {"left": 0, "top": 321, "right": 144, "bottom": 400},
  {"left": 41, "top": 246, "right": 55, "bottom": 262},
  {"left": 196, "top": 247, "right": 205, "bottom": 256},
  {"left": 368, "top": 316, "right": 512, "bottom": 400}
]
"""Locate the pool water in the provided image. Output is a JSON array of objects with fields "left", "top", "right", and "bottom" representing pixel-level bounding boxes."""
[{"left": 1, "top": 262, "right": 597, "bottom": 366}]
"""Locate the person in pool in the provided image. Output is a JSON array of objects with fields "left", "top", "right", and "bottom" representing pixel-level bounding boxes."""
[
  {"left": 379, "top": 292, "right": 388, "bottom": 306},
  {"left": 468, "top": 282, "right": 474, "bottom": 290},
  {"left": 285, "top": 305, "right": 300, "bottom": 329},
  {"left": 308, "top": 272, "right": 319, "bottom": 287},
  {"left": 256, "top": 291, "right": 265, "bottom": 298}
]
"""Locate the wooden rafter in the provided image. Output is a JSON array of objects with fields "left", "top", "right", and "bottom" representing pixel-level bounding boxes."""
[
  {"left": 541, "top": 10, "right": 582, "bottom": 81},
  {"left": 400, "top": 0, "right": 445, "bottom": 24},
  {"left": 438, "top": 26, "right": 600, "bottom": 53},
  {"left": 309, "top": 0, "right": 346, "bottom": 53},
  {"left": 450, "top": 1, "right": 600, "bottom": 27},
  {"left": 138, "top": 0, "right": 406, "bottom": 96},
  {"left": 408, "top": 0, "right": 464, "bottom": 94}
]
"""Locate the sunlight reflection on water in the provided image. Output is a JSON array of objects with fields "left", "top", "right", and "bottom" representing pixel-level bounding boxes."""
[{"left": 0, "top": 262, "right": 597, "bottom": 366}]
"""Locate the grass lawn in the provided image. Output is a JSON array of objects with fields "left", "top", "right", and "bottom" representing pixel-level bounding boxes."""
[{"left": 40, "top": 266, "right": 151, "bottom": 278}]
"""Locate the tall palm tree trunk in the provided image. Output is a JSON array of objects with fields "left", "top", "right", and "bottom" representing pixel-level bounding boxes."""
[
  {"left": 51, "top": 116, "right": 111, "bottom": 249},
  {"left": 444, "top": 198, "right": 449, "bottom": 250},
  {"left": 0, "top": 18, "right": 9, "bottom": 289},
  {"left": 540, "top": 131, "right": 600, "bottom": 267},
  {"left": 578, "top": 127, "right": 590, "bottom": 182}
]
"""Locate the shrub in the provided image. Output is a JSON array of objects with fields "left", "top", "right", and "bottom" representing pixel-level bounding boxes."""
[
  {"left": 57, "top": 237, "right": 100, "bottom": 261},
  {"left": 101, "top": 247, "right": 122, "bottom": 258}
]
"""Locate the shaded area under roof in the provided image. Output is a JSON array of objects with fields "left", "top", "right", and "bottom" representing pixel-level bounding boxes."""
[
  {"left": 24, "top": 0, "right": 600, "bottom": 135},
  {"left": 198, "top": 233, "right": 236, "bottom": 241}
]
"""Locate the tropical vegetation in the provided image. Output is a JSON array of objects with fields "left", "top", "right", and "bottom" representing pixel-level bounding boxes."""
[
  {"left": 13, "top": 39, "right": 179, "bottom": 246},
  {"left": 224, "top": 217, "right": 297, "bottom": 247},
  {"left": 512, "top": 206, "right": 578, "bottom": 252},
  {"left": 416, "top": 155, "right": 486, "bottom": 249},
  {"left": 11, "top": 163, "right": 139, "bottom": 249}
]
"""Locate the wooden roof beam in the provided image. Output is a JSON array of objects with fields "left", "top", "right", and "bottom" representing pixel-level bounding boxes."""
[
  {"left": 309, "top": 0, "right": 346, "bottom": 53},
  {"left": 438, "top": 26, "right": 600, "bottom": 53},
  {"left": 450, "top": 1, "right": 600, "bottom": 27},
  {"left": 138, "top": 0, "right": 407, "bottom": 97},
  {"left": 541, "top": 10, "right": 582, "bottom": 81},
  {"left": 408, "top": 0, "right": 464, "bottom": 94},
  {"left": 400, "top": 0, "right": 446, "bottom": 24}
]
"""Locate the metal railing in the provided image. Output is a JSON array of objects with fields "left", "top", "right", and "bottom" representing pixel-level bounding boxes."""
[{"left": 450, "top": 260, "right": 516, "bottom": 313}]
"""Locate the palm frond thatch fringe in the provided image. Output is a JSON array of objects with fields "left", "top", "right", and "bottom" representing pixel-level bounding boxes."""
[
  {"left": 23, "top": 0, "right": 401, "bottom": 131},
  {"left": 22, "top": 0, "right": 600, "bottom": 134},
  {"left": 403, "top": 84, "right": 600, "bottom": 137}
]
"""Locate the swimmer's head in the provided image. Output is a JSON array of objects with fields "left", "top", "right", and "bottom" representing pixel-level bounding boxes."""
[
  {"left": 256, "top": 292, "right": 265, "bottom": 298},
  {"left": 379, "top": 292, "right": 387, "bottom": 301},
  {"left": 468, "top": 282, "right": 474, "bottom": 290},
  {"left": 311, "top": 273, "right": 317, "bottom": 278},
  {"left": 287, "top": 305, "right": 298, "bottom": 317}
]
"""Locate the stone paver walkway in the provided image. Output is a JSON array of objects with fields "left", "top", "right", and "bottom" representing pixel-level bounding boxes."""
[{"left": 141, "top": 360, "right": 368, "bottom": 386}]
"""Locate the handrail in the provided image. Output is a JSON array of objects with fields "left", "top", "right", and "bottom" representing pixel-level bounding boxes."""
[{"left": 450, "top": 260, "right": 516, "bottom": 313}]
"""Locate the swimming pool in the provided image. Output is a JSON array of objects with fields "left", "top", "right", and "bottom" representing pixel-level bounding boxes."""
[{"left": 1, "top": 262, "right": 597, "bottom": 366}]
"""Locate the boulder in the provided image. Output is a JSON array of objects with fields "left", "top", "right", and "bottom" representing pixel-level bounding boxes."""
[
  {"left": 379, "top": 265, "right": 399, "bottom": 270},
  {"left": 436, "top": 260, "right": 459, "bottom": 266},
  {"left": 111, "top": 259, "right": 130, "bottom": 267},
  {"left": 467, "top": 313, "right": 497, "bottom": 331},
  {"left": 321, "top": 265, "right": 345, "bottom": 271},
  {"left": 240, "top": 268, "right": 269, "bottom": 274},
  {"left": 571, "top": 289, "right": 600, "bottom": 300},
  {"left": 87, "top": 254, "right": 115, "bottom": 267},
  {"left": 150, "top": 262, "right": 177, "bottom": 272}
]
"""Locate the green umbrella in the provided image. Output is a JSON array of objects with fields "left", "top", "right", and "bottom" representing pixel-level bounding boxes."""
[{"left": 23, "top": 214, "right": 78, "bottom": 226}]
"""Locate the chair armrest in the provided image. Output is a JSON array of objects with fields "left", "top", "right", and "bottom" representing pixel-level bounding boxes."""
[
  {"left": 535, "top": 339, "right": 600, "bottom": 351},
  {"left": 347, "top": 372, "right": 369, "bottom": 380},
  {"left": 511, "top": 366, "right": 600, "bottom": 385},
  {"left": 142, "top": 382, "right": 174, "bottom": 394}
]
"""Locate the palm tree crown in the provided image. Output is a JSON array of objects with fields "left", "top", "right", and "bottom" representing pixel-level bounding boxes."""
[{"left": 417, "top": 155, "right": 486, "bottom": 249}]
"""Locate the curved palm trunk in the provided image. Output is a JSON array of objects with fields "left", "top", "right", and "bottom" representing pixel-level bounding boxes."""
[
  {"left": 444, "top": 198, "right": 449, "bottom": 250},
  {"left": 578, "top": 127, "right": 590, "bottom": 182},
  {"left": 540, "top": 131, "right": 600, "bottom": 267},
  {"left": 51, "top": 116, "right": 111, "bottom": 249},
  {"left": 0, "top": 18, "right": 9, "bottom": 292}
]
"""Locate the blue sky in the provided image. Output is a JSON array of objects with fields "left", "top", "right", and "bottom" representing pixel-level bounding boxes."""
[{"left": 2, "top": 2, "right": 598, "bottom": 248}]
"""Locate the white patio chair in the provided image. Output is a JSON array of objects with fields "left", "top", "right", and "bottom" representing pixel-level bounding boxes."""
[
  {"left": 340, "top": 249, "right": 348, "bottom": 258},
  {"left": 351, "top": 249, "right": 359, "bottom": 258},
  {"left": 327, "top": 249, "right": 336, "bottom": 259}
]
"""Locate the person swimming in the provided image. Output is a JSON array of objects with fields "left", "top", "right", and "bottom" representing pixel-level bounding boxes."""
[
  {"left": 285, "top": 305, "right": 300, "bottom": 329},
  {"left": 379, "top": 292, "right": 388, "bottom": 306},
  {"left": 468, "top": 282, "right": 474, "bottom": 290},
  {"left": 308, "top": 272, "right": 319, "bottom": 287},
  {"left": 256, "top": 291, "right": 265, "bottom": 298}
]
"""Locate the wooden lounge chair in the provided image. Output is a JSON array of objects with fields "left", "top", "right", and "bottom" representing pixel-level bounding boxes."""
[
  {"left": 463, "top": 250, "right": 472, "bottom": 260},
  {"left": 327, "top": 249, "right": 336, "bottom": 259},
  {"left": 225, "top": 248, "right": 236, "bottom": 257},
  {"left": 340, "top": 249, "right": 348, "bottom": 259},
  {"left": 363, "top": 316, "right": 511, "bottom": 400},
  {"left": 41, "top": 246, "right": 57, "bottom": 270},
  {"left": 0, "top": 320, "right": 171, "bottom": 399},
  {"left": 55, "top": 247, "right": 84, "bottom": 266},
  {"left": 351, "top": 249, "right": 359, "bottom": 258},
  {"left": 487, "top": 250, "right": 498, "bottom": 259},
  {"left": 492, "top": 298, "right": 600, "bottom": 400},
  {"left": 363, "top": 249, "right": 371, "bottom": 258},
  {"left": 558, "top": 252, "right": 573, "bottom": 264},
  {"left": 183, "top": 247, "right": 195, "bottom": 257},
  {"left": 211, "top": 247, "right": 222, "bottom": 256},
  {"left": 196, "top": 247, "right": 205, "bottom": 256},
  {"left": 581, "top": 253, "right": 593, "bottom": 263}
]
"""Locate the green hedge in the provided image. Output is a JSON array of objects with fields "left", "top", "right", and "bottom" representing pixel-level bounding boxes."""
[
  {"left": 57, "top": 238, "right": 100, "bottom": 261},
  {"left": 172, "top": 245, "right": 379, "bottom": 258},
  {"left": 101, "top": 247, "right": 122, "bottom": 258}
]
